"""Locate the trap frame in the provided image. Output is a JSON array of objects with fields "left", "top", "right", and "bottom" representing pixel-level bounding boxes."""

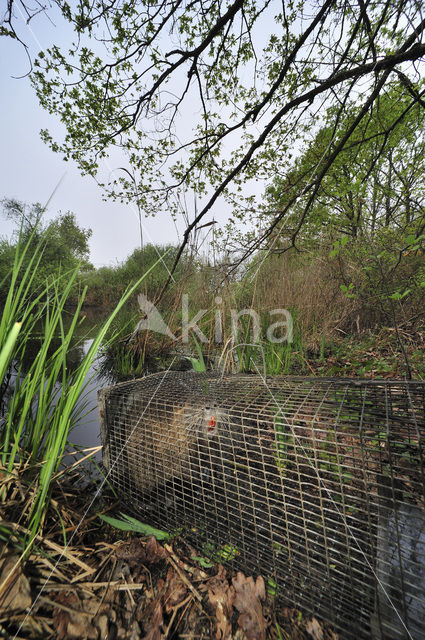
[{"left": 99, "top": 372, "right": 425, "bottom": 639}]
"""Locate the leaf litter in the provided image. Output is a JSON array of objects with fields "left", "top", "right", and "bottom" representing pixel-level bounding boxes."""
[{"left": 0, "top": 462, "right": 338, "bottom": 639}]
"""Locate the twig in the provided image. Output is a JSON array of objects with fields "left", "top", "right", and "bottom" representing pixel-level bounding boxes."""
[
  {"left": 164, "top": 594, "right": 192, "bottom": 637},
  {"left": 164, "top": 544, "right": 203, "bottom": 604}
]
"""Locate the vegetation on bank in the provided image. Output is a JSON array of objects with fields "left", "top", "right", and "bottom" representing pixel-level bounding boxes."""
[
  {"left": 0, "top": 198, "right": 93, "bottom": 303},
  {"left": 75, "top": 232, "right": 425, "bottom": 380},
  {"left": 2, "top": 190, "right": 425, "bottom": 383},
  {"left": 0, "top": 229, "right": 161, "bottom": 552}
]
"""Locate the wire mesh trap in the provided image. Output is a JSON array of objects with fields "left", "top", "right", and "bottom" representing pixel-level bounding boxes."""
[{"left": 98, "top": 372, "right": 425, "bottom": 640}]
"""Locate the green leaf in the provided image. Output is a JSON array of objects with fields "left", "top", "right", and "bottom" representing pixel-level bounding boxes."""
[
  {"left": 193, "top": 556, "right": 215, "bottom": 568},
  {"left": 98, "top": 513, "right": 170, "bottom": 540},
  {"left": 0, "top": 322, "right": 21, "bottom": 384},
  {"left": 188, "top": 334, "right": 206, "bottom": 372},
  {"left": 389, "top": 289, "right": 410, "bottom": 300}
]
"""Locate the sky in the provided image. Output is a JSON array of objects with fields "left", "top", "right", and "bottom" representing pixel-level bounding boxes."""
[{"left": 0, "top": 11, "right": 221, "bottom": 267}]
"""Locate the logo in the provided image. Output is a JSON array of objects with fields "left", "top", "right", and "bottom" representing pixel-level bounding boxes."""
[{"left": 133, "top": 294, "right": 293, "bottom": 344}]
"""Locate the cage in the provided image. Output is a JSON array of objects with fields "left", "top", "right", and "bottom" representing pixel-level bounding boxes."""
[{"left": 98, "top": 372, "right": 425, "bottom": 640}]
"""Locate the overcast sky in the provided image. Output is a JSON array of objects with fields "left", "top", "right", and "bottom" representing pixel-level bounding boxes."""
[{"left": 0, "top": 13, "right": 222, "bottom": 267}]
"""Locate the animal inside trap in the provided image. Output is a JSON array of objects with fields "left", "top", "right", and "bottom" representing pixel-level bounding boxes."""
[{"left": 99, "top": 371, "right": 425, "bottom": 640}]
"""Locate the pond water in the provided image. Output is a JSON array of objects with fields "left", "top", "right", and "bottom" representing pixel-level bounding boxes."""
[{"left": 65, "top": 338, "right": 110, "bottom": 466}]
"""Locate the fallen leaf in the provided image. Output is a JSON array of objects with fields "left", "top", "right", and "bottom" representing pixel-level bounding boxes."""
[
  {"left": 142, "top": 600, "right": 164, "bottom": 640},
  {"left": 52, "top": 592, "right": 98, "bottom": 640},
  {"left": 141, "top": 536, "right": 168, "bottom": 564},
  {"left": 232, "top": 572, "right": 266, "bottom": 640},
  {"left": 127, "top": 620, "right": 143, "bottom": 640},
  {"left": 207, "top": 565, "right": 234, "bottom": 640},
  {"left": 116, "top": 538, "right": 145, "bottom": 564},
  {"left": 94, "top": 613, "right": 109, "bottom": 638},
  {"left": 0, "top": 555, "right": 32, "bottom": 612},
  {"left": 163, "top": 567, "right": 187, "bottom": 614},
  {"left": 305, "top": 617, "right": 324, "bottom": 640}
]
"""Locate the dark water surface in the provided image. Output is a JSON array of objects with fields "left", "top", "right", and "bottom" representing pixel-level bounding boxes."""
[{"left": 65, "top": 338, "right": 110, "bottom": 465}]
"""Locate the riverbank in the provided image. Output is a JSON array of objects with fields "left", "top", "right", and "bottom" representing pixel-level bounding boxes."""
[{"left": 0, "top": 462, "right": 337, "bottom": 640}]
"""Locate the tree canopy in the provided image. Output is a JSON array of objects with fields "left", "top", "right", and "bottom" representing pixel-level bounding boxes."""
[
  {"left": 264, "top": 82, "right": 425, "bottom": 243},
  {"left": 0, "top": 198, "right": 93, "bottom": 298},
  {"left": 3, "top": 0, "right": 425, "bottom": 290}
]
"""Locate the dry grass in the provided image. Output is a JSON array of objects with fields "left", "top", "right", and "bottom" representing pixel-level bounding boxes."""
[{"left": 0, "top": 460, "right": 338, "bottom": 640}]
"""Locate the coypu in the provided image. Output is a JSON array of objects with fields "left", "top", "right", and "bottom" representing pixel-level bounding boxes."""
[
  {"left": 125, "top": 398, "right": 229, "bottom": 496},
  {"left": 100, "top": 373, "right": 425, "bottom": 640}
]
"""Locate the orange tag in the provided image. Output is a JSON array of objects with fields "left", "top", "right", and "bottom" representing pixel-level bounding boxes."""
[{"left": 208, "top": 416, "right": 216, "bottom": 431}]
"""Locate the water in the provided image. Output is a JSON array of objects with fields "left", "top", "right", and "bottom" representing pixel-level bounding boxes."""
[
  {"left": 65, "top": 338, "right": 109, "bottom": 466},
  {"left": 373, "top": 503, "right": 425, "bottom": 640}
]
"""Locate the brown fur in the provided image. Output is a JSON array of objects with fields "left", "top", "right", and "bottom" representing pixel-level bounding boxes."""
[{"left": 125, "top": 402, "right": 227, "bottom": 495}]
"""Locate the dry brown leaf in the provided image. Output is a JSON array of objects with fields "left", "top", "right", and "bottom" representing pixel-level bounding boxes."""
[
  {"left": 142, "top": 599, "right": 164, "bottom": 640},
  {"left": 52, "top": 592, "right": 98, "bottom": 640},
  {"left": 163, "top": 567, "right": 187, "bottom": 614},
  {"left": 232, "top": 572, "right": 266, "bottom": 640},
  {"left": 116, "top": 538, "right": 145, "bottom": 564},
  {"left": 305, "top": 617, "right": 324, "bottom": 640},
  {"left": 0, "top": 555, "right": 32, "bottom": 612},
  {"left": 141, "top": 536, "right": 168, "bottom": 564},
  {"left": 127, "top": 620, "right": 143, "bottom": 640},
  {"left": 94, "top": 613, "right": 109, "bottom": 638},
  {"left": 207, "top": 565, "right": 234, "bottom": 640}
]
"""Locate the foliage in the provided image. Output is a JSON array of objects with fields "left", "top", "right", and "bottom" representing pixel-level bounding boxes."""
[
  {"left": 0, "top": 231, "right": 161, "bottom": 545},
  {"left": 262, "top": 86, "right": 425, "bottom": 354},
  {"left": 264, "top": 83, "right": 425, "bottom": 244},
  {"left": 0, "top": 198, "right": 93, "bottom": 303},
  {"left": 98, "top": 513, "right": 170, "bottom": 540},
  {"left": 103, "top": 340, "right": 145, "bottom": 379},
  {"left": 3, "top": 0, "right": 425, "bottom": 287},
  {"left": 188, "top": 335, "right": 207, "bottom": 372},
  {"left": 81, "top": 243, "right": 190, "bottom": 307},
  {"left": 2, "top": 198, "right": 44, "bottom": 231}
]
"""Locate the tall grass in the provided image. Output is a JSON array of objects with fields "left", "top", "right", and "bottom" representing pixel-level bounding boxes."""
[{"left": 0, "top": 232, "right": 164, "bottom": 544}]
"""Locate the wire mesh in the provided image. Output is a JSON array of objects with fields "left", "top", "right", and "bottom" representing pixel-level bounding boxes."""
[{"left": 98, "top": 372, "right": 425, "bottom": 639}]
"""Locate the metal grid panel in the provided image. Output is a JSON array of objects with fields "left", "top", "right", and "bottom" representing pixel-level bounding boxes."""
[{"left": 98, "top": 373, "right": 425, "bottom": 640}]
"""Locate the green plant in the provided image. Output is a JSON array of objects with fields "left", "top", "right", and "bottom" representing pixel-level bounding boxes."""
[
  {"left": 188, "top": 334, "right": 207, "bottom": 372},
  {"left": 202, "top": 541, "right": 239, "bottom": 563},
  {"left": 273, "top": 408, "right": 295, "bottom": 473},
  {"left": 266, "top": 576, "right": 280, "bottom": 599},
  {"left": 106, "top": 342, "right": 145, "bottom": 377},
  {"left": 275, "top": 623, "right": 284, "bottom": 640},
  {"left": 192, "top": 555, "right": 215, "bottom": 569},
  {"left": 319, "top": 333, "right": 326, "bottom": 363},
  {"left": 0, "top": 323, "right": 21, "bottom": 384},
  {"left": 0, "top": 232, "right": 168, "bottom": 545},
  {"left": 98, "top": 513, "right": 170, "bottom": 540},
  {"left": 263, "top": 342, "right": 293, "bottom": 375}
]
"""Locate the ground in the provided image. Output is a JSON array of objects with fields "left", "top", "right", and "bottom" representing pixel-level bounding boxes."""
[{"left": 0, "top": 467, "right": 339, "bottom": 640}]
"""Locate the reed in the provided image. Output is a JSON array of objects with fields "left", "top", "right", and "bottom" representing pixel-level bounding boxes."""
[{"left": 0, "top": 233, "right": 164, "bottom": 543}]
